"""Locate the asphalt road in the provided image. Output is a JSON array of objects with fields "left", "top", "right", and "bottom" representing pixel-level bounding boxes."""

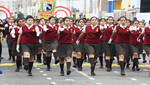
[{"left": 0, "top": 39, "right": 150, "bottom": 85}]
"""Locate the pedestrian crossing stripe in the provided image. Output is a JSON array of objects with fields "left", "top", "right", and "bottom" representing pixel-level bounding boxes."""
[{"left": 0, "top": 63, "right": 150, "bottom": 68}]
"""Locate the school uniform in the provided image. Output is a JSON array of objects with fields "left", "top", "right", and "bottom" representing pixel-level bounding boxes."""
[
  {"left": 141, "top": 27, "right": 150, "bottom": 55},
  {"left": 6, "top": 23, "right": 14, "bottom": 51},
  {"left": 73, "top": 26, "right": 85, "bottom": 53},
  {"left": 42, "top": 24, "right": 58, "bottom": 52},
  {"left": 19, "top": 24, "right": 39, "bottom": 56},
  {"left": 37, "top": 25, "right": 43, "bottom": 50},
  {"left": 57, "top": 26, "right": 74, "bottom": 58},
  {"left": 113, "top": 24, "right": 130, "bottom": 76},
  {"left": 114, "top": 25, "right": 130, "bottom": 56},
  {"left": 83, "top": 25, "right": 102, "bottom": 56},
  {"left": 11, "top": 26, "right": 22, "bottom": 56},
  {"left": 101, "top": 24, "right": 115, "bottom": 57},
  {"left": 130, "top": 26, "right": 143, "bottom": 54}
]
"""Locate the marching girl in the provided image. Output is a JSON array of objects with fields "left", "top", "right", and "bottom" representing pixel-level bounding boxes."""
[
  {"left": 36, "top": 18, "right": 45, "bottom": 63},
  {"left": 138, "top": 20, "right": 150, "bottom": 63},
  {"left": 57, "top": 17, "right": 74, "bottom": 76},
  {"left": 17, "top": 15, "right": 40, "bottom": 76},
  {"left": 139, "top": 22, "right": 147, "bottom": 63},
  {"left": 98, "top": 18, "right": 107, "bottom": 69},
  {"left": 126, "top": 19, "right": 132, "bottom": 69},
  {"left": 129, "top": 20, "right": 142, "bottom": 71},
  {"left": 42, "top": 16, "right": 59, "bottom": 71},
  {"left": 5, "top": 17, "right": 15, "bottom": 61},
  {"left": 109, "top": 16, "right": 130, "bottom": 76},
  {"left": 101, "top": 16, "right": 116, "bottom": 72},
  {"left": 73, "top": 19, "right": 85, "bottom": 71},
  {"left": 77, "top": 17, "right": 105, "bottom": 76},
  {"left": 72, "top": 19, "right": 79, "bottom": 68},
  {"left": 10, "top": 19, "right": 23, "bottom": 72},
  {"left": 83, "top": 19, "right": 91, "bottom": 62}
]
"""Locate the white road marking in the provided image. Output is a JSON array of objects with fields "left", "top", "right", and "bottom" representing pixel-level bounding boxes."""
[
  {"left": 113, "top": 71, "right": 119, "bottom": 73},
  {"left": 96, "top": 83, "right": 102, "bottom": 85},
  {"left": 141, "top": 83, "right": 148, "bottom": 85},
  {"left": 51, "top": 82, "right": 56, "bottom": 85},
  {"left": 65, "top": 79, "right": 75, "bottom": 82},
  {"left": 72, "top": 68, "right": 95, "bottom": 80},
  {"left": 130, "top": 78, "right": 137, "bottom": 81},
  {"left": 36, "top": 68, "right": 40, "bottom": 70},
  {"left": 39, "top": 71, "right": 44, "bottom": 73},
  {"left": 143, "top": 69, "right": 149, "bottom": 72},
  {"left": 47, "top": 77, "right": 52, "bottom": 80},
  {"left": 43, "top": 74, "right": 48, "bottom": 76},
  {"left": 33, "top": 65, "right": 37, "bottom": 67}
]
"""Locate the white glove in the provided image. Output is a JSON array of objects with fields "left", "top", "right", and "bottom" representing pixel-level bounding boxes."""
[
  {"left": 108, "top": 38, "right": 112, "bottom": 44},
  {"left": 59, "top": 28, "right": 65, "bottom": 32},
  {"left": 36, "top": 32, "right": 40, "bottom": 37},
  {"left": 39, "top": 39, "right": 42, "bottom": 44},
  {"left": 43, "top": 25, "right": 48, "bottom": 32},
  {"left": 11, "top": 34, "right": 16, "bottom": 38},
  {"left": 16, "top": 45, "right": 20, "bottom": 52},
  {"left": 143, "top": 37, "right": 145, "bottom": 41},
  {"left": 76, "top": 40, "right": 80, "bottom": 45},
  {"left": 4, "top": 24, "right": 8, "bottom": 28},
  {"left": 137, "top": 38, "right": 141, "bottom": 42}
]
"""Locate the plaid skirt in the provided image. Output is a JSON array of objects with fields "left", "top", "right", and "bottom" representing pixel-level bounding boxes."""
[
  {"left": 21, "top": 43, "right": 38, "bottom": 56},
  {"left": 144, "top": 45, "right": 150, "bottom": 55},
  {"left": 130, "top": 45, "right": 143, "bottom": 54},
  {"left": 12, "top": 44, "right": 22, "bottom": 56},
  {"left": 42, "top": 40, "right": 58, "bottom": 52},
  {"left": 73, "top": 43, "right": 84, "bottom": 53},
  {"left": 56, "top": 43, "right": 73, "bottom": 58},
  {"left": 6, "top": 35, "right": 13, "bottom": 50},
  {"left": 84, "top": 43, "right": 101, "bottom": 57}
]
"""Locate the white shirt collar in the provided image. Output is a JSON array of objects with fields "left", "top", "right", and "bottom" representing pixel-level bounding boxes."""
[
  {"left": 91, "top": 25, "right": 98, "bottom": 29},
  {"left": 17, "top": 26, "right": 22, "bottom": 29},
  {"left": 9, "top": 23, "right": 14, "bottom": 26},
  {"left": 75, "top": 25, "right": 78, "bottom": 28},
  {"left": 120, "top": 24, "right": 127, "bottom": 29},
  {"left": 132, "top": 26, "right": 139, "bottom": 31},
  {"left": 107, "top": 24, "right": 113, "bottom": 28},
  {"left": 63, "top": 25, "right": 70, "bottom": 30},
  {"left": 26, "top": 24, "right": 33, "bottom": 29},
  {"left": 100, "top": 25, "right": 107, "bottom": 29},
  {"left": 39, "top": 24, "right": 45, "bottom": 28},
  {"left": 78, "top": 26, "right": 84, "bottom": 30},
  {"left": 49, "top": 24, "right": 55, "bottom": 28}
]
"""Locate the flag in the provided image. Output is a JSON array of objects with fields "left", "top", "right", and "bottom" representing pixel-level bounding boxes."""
[{"left": 39, "top": 0, "right": 57, "bottom": 19}]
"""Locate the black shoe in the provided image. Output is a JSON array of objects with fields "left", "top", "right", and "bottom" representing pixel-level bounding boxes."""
[
  {"left": 15, "top": 68, "right": 19, "bottom": 72},
  {"left": 91, "top": 72, "right": 96, "bottom": 76},
  {"left": 46, "top": 67, "right": 50, "bottom": 71},
  {"left": 107, "top": 68, "right": 111, "bottom": 72},
  {"left": 60, "top": 71, "right": 64, "bottom": 76},
  {"left": 78, "top": 67, "right": 82, "bottom": 71},
  {"left": 126, "top": 63, "right": 130, "bottom": 69},
  {"left": 28, "top": 72, "right": 33, "bottom": 76},
  {"left": 132, "top": 67, "right": 135, "bottom": 71},
  {"left": 136, "top": 67, "right": 140, "bottom": 71},
  {"left": 121, "top": 71, "right": 126, "bottom": 76},
  {"left": 73, "top": 64, "right": 77, "bottom": 68},
  {"left": 67, "top": 70, "right": 71, "bottom": 75},
  {"left": 55, "top": 60, "right": 59, "bottom": 64},
  {"left": 143, "top": 60, "right": 147, "bottom": 63},
  {"left": 24, "top": 65, "right": 28, "bottom": 71}
]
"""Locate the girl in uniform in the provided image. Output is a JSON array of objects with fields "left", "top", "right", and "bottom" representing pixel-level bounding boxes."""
[
  {"left": 101, "top": 16, "right": 116, "bottom": 72},
  {"left": 139, "top": 22, "right": 147, "bottom": 63},
  {"left": 73, "top": 19, "right": 85, "bottom": 71},
  {"left": 17, "top": 15, "right": 40, "bottom": 76},
  {"left": 42, "top": 16, "right": 59, "bottom": 71},
  {"left": 11, "top": 19, "right": 23, "bottom": 72},
  {"left": 129, "top": 20, "right": 142, "bottom": 71},
  {"left": 138, "top": 20, "right": 150, "bottom": 63},
  {"left": 77, "top": 17, "right": 105, "bottom": 76},
  {"left": 57, "top": 17, "right": 74, "bottom": 76},
  {"left": 5, "top": 17, "right": 15, "bottom": 61},
  {"left": 98, "top": 18, "right": 107, "bottom": 69},
  {"left": 109, "top": 16, "right": 130, "bottom": 76}
]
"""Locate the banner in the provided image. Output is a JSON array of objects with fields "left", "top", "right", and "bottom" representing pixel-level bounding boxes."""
[{"left": 39, "top": 0, "right": 56, "bottom": 19}]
